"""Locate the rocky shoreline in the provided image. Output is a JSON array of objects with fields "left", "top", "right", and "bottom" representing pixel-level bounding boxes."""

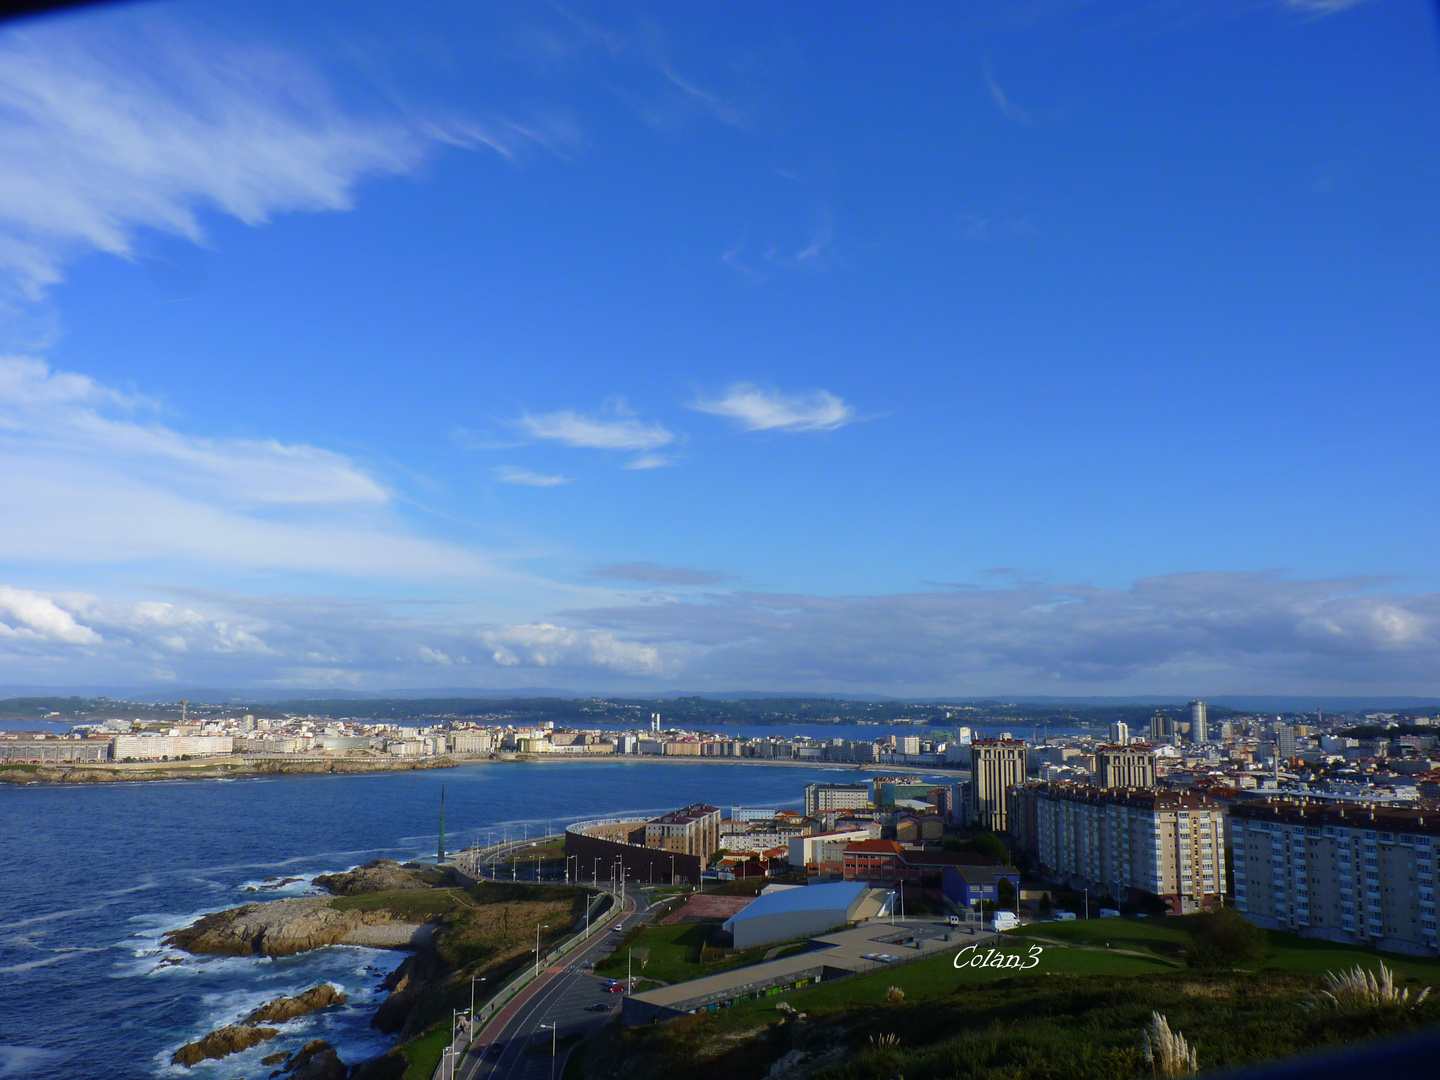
[{"left": 162, "top": 860, "right": 589, "bottom": 1078}]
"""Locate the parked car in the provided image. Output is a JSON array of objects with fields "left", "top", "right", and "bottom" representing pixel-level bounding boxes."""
[
  {"left": 587, "top": 1002, "right": 612, "bottom": 1012},
  {"left": 946, "top": 915, "right": 962, "bottom": 926}
]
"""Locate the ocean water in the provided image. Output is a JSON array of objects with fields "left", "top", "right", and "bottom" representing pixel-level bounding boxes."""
[{"left": 0, "top": 758, "right": 923, "bottom": 1079}]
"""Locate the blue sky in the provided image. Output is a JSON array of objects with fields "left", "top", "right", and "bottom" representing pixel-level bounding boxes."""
[{"left": 0, "top": 0, "right": 1437, "bottom": 695}]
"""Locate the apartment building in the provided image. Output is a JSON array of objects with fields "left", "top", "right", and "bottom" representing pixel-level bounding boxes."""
[
  {"left": 969, "top": 739, "right": 1028, "bottom": 832},
  {"left": 1096, "top": 744, "right": 1157, "bottom": 790},
  {"left": 0, "top": 736, "right": 111, "bottom": 763},
  {"left": 804, "top": 782, "right": 871, "bottom": 816},
  {"left": 1025, "top": 783, "right": 1225, "bottom": 914},
  {"left": 644, "top": 804, "right": 722, "bottom": 858},
  {"left": 113, "top": 734, "right": 234, "bottom": 760},
  {"left": 1231, "top": 799, "right": 1439, "bottom": 956},
  {"left": 789, "top": 828, "right": 875, "bottom": 877}
]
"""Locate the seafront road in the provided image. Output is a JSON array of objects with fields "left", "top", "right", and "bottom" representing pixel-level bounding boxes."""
[{"left": 453, "top": 888, "right": 650, "bottom": 1080}]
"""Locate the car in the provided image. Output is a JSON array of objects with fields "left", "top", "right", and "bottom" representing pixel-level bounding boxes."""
[
  {"left": 946, "top": 915, "right": 962, "bottom": 926},
  {"left": 612, "top": 924, "right": 624, "bottom": 931},
  {"left": 607, "top": 982, "right": 626, "bottom": 992},
  {"left": 587, "top": 1002, "right": 612, "bottom": 1012}
]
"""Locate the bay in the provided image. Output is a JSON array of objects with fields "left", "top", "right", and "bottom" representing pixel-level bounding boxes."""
[{"left": 0, "top": 757, "right": 947, "bottom": 1079}]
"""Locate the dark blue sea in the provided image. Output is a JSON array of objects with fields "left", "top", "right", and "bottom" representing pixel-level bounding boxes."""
[{"left": 0, "top": 758, "right": 952, "bottom": 1079}]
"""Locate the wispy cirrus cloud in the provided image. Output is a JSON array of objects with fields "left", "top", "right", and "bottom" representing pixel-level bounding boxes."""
[
  {"left": 1285, "top": 0, "right": 1377, "bottom": 16},
  {"left": 589, "top": 562, "right": 732, "bottom": 586},
  {"left": 0, "top": 356, "right": 500, "bottom": 578},
  {"left": 519, "top": 403, "right": 674, "bottom": 451},
  {"left": 493, "top": 465, "right": 568, "bottom": 487},
  {"left": 691, "top": 383, "right": 855, "bottom": 433},
  {"left": 0, "top": 16, "right": 558, "bottom": 304}
]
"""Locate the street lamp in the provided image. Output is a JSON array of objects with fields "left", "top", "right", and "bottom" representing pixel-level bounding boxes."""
[
  {"left": 535, "top": 922, "right": 550, "bottom": 978},
  {"left": 593, "top": 857, "right": 600, "bottom": 887},
  {"left": 670, "top": 854, "right": 676, "bottom": 887},
  {"left": 470, "top": 973, "right": 487, "bottom": 1021}
]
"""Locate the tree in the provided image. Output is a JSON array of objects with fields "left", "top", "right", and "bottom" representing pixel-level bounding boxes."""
[
  {"left": 997, "top": 877, "right": 1017, "bottom": 908},
  {"left": 1186, "top": 906, "right": 1267, "bottom": 968},
  {"left": 971, "top": 833, "right": 1010, "bottom": 863}
]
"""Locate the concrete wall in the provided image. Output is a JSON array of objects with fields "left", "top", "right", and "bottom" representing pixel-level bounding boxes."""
[{"left": 565, "top": 822, "right": 704, "bottom": 886}]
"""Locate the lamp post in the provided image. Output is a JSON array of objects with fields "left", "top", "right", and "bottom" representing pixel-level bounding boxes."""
[
  {"left": 470, "top": 974, "right": 487, "bottom": 1021},
  {"left": 1084, "top": 887, "right": 1089, "bottom": 920},
  {"left": 593, "top": 857, "right": 600, "bottom": 887},
  {"left": 535, "top": 923, "right": 549, "bottom": 978},
  {"left": 670, "top": 854, "right": 676, "bottom": 887}
]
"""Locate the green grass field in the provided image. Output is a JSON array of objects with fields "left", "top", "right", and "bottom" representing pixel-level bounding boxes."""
[
  {"left": 1009, "top": 917, "right": 1440, "bottom": 984},
  {"left": 593, "top": 921, "right": 803, "bottom": 985},
  {"left": 397, "top": 1023, "right": 450, "bottom": 1080}
]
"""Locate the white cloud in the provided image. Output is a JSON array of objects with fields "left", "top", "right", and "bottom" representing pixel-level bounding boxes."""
[
  {"left": 481, "top": 622, "right": 662, "bottom": 673},
  {"left": 0, "top": 357, "right": 386, "bottom": 505},
  {"left": 690, "top": 383, "right": 855, "bottom": 432},
  {"left": 567, "top": 572, "right": 1440, "bottom": 694},
  {"left": 0, "top": 356, "right": 500, "bottom": 578},
  {"left": 984, "top": 65, "right": 1034, "bottom": 125},
  {"left": 0, "top": 17, "right": 564, "bottom": 304},
  {"left": 519, "top": 405, "right": 674, "bottom": 451},
  {"left": 1285, "top": 0, "right": 1376, "bottom": 15},
  {"left": 623, "top": 453, "right": 674, "bottom": 470},
  {"left": 0, "top": 585, "right": 101, "bottom": 644},
  {"left": 494, "top": 465, "right": 569, "bottom": 487}
]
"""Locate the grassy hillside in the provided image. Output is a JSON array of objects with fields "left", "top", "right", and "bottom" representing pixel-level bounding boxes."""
[{"left": 580, "top": 917, "right": 1440, "bottom": 1080}]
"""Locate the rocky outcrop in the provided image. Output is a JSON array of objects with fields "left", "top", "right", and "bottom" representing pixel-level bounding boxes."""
[
  {"left": 163, "top": 896, "right": 399, "bottom": 958},
  {"left": 244, "top": 984, "right": 348, "bottom": 1024},
  {"left": 171, "top": 1024, "right": 278, "bottom": 1066},
  {"left": 313, "top": 859, "right": 439, "bottom": 896},
  {"left": 279, "top": 1040, "right": 348, "bottom": 1080}
]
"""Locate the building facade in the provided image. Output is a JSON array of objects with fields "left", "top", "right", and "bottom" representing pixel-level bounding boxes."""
[
  {"left": 803, "top": 782, "right": 870, "bottom": 816},
  {"left": 1189, "top": 700, "right": 1208, "bottom": 744},
  {"left": 1028, "top": 783, "right": 1225, "bottom": 913},
  {"left": 1096, "top": 745, "right": 1157, "bottom": 790},
  {"left": 1230, "top": 800, "right": 1438, "bottom": 956},
  {"left": 0, "top": 736, "right": 111, "bottom": 763},
  {"left": 970, "top": 739, "right": 1027, "bottom": 833},
  {"left": 644, "top": 804, "right": 721, "bottom": 858}
]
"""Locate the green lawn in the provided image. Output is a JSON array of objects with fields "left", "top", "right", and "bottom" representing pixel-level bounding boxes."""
[
  {"left": 721, "top": 938, "right": 1175, "bottom": 1023},
  {"left": 0, "top": 763, "right": 39, "bottom": 773},
  {"left": 593, "top": 921, "right": 802, "bottom": 985},
  {"left": 397, "top": 1024, "right": 450, "bottom": 1080},
  {"left": 1009, "top": 916, "right": 1440, "bottom": 985}
]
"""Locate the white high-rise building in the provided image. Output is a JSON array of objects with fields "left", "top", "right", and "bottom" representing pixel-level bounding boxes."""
[
  {"left": 1188, "top": 701, "right": 1208, "bottom": 743},
  {"left": 1108, "top": 721, "right": 1130, "bottom": 746}
]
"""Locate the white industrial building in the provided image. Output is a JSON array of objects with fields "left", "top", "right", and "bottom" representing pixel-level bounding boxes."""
[{"left": 722, "top": 881, "right": 889, "bottom": 949}]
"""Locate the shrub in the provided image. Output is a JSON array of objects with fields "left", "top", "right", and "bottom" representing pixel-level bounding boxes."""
[
  {"left": 1142, "top": 1011, "right": 1197, "bottom": 1077},
  {"left": 1185, "top": 907, "right": 1267, "bottom": 968},
  {"left": 885, "top": 985, "right": 905, "bottom": 1004},
  {"left": 1312, "top": 961, "right": 1432, "bottom": 1013}
]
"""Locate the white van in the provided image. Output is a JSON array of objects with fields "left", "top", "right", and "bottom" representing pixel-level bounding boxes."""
[
  {"left": 1099, "top": 908, "right": 1121, "bottom": 918},
  {"left": 991, "top": 910, "right": 1019, "bottom": 931},
  {"left": 1052, "top": 911, "right": 1076, "bottom": 921}
]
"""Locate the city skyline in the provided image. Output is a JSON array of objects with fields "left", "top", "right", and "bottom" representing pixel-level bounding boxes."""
[{"left": 0, "top": 1, "right": 1438, "bottom": 694}]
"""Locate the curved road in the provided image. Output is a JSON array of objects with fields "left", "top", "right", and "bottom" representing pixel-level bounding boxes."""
[{"left": 455, "top": 887, "right": 652, "bottom": 1080}]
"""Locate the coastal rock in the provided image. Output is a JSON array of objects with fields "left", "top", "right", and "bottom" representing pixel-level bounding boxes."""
[
  {"left": 313, "top": 859, "right": 437, "bottom": 896},
  {"left": 282, "top": 1039, "right": 347, "bottom": 1080},
  {"left": 171, "top": 1024, "right": 278, "bottom": 1066},
  {"left": 244, "top": 983, "right": 348, "bottom": 1024},
  {"left": 163, "top": 896, "right": 398, "bottom": 958},
  {"left": 261, "top": 1051, "right": 292, "bottom": 1066}
]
